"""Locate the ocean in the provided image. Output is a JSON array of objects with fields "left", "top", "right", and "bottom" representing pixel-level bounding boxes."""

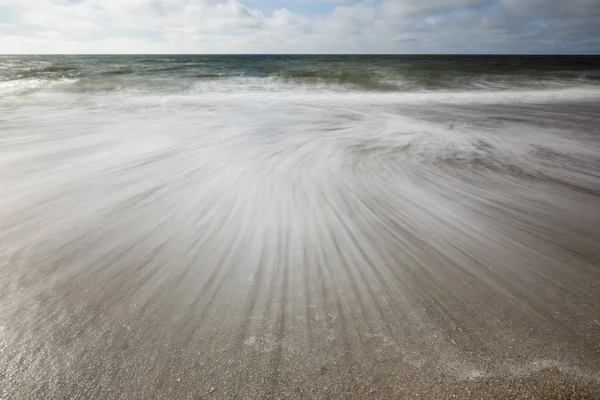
[
  {"left": 2, "top": 55, "right": 600, "bottom": 95},
  {"left": 1, "top": 55, "right": 600, "bottom": 398}
]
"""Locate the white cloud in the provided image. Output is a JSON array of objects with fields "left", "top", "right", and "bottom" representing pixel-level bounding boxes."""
[
  {"left": 0, "top": 0, "right": 599, "bottom": 53},
  {"left": 37, "top": 30, "right": 66, "bottom": 40}
]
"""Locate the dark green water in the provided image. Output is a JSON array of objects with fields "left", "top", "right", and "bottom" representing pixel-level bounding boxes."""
[{"left": 2, "top": 55, "right": 600, "bottom": 94}]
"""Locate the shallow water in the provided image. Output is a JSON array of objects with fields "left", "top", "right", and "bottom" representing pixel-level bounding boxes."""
[{"left": 1, "top": 55, "right": 600, "bottom": 398}]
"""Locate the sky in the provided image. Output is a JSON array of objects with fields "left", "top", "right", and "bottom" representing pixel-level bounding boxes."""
[{"left": 0, "top": 0, "right": 599, "bottom": 54}]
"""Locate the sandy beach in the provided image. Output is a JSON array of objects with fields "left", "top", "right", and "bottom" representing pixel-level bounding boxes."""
[{"left": 1, "top": 55, "right": 600, "bottom": 399}]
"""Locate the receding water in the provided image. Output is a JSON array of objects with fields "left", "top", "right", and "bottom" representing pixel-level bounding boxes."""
[{"left": 1, "top": 55, "right": 600, "bottom": 399}]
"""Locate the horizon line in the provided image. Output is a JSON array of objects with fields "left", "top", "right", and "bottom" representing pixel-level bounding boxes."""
[{"left": 2, "top": 53, "right": 600, "bottom": 56}]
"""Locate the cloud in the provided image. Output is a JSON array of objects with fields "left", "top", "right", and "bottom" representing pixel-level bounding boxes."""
[
  {"left": 382, "top": 0, "right": 494, "bottom": 18},
  {"left": 0, "top": 0, "right": 599, "bottom": 53}
]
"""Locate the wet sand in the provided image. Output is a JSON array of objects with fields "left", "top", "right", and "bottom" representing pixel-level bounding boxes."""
[{"left": 1, "top": 99, "right": 600, "bottom": 399}]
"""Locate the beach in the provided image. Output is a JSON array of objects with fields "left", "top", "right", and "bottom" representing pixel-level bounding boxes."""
[{"left": 1, "top": 55, "right": 600, "bottom": 399}]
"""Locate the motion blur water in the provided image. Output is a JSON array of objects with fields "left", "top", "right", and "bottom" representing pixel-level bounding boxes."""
[{"left": 1, "top": 55, "right": 600, "bottom": 399}]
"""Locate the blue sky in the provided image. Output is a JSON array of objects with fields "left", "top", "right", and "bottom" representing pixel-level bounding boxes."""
[{"left": 0, "top": 0, "right": 599, "bottom": 53}]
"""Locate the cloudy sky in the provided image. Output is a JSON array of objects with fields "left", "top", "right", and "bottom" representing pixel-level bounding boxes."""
[{"left": 0, "top": 0, "right": 599, "bottom": 54}]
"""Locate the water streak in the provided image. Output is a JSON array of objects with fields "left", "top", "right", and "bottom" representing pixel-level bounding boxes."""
[{"left": 1, "top": 55, "right": 600, "bottom": 399}]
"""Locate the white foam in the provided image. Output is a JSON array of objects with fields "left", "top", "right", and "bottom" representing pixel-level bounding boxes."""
[{"left": 106, "top": 86, "right": 600, "bottom": 108}]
